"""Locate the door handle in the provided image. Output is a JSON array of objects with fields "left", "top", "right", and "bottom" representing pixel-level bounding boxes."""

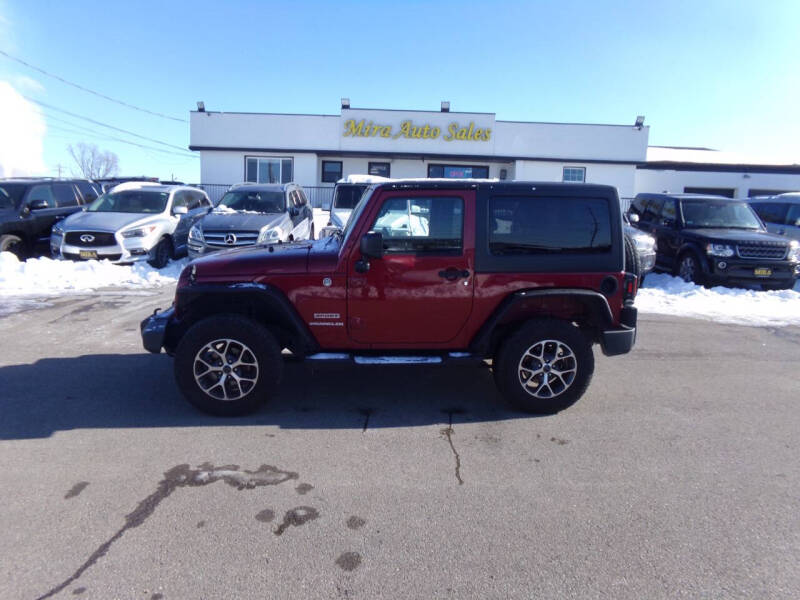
[{"left": 438, "top": 268, "right": 470, "bottom": 281}]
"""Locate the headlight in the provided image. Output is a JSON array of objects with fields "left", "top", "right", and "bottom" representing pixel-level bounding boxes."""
[
  {"left": 257, "top": 228, "right": 281, "bottom": 243},
  {"left": 189, "top": 224, "right": 204, "bottom": 242},
  {"left": 632, "top": 233, "right": 655, "bottom": 252},
  {"left": 121, "top": 225, "right": 158, "bottom": 238},
  {"left": 788, "top": 241, "right": 800, "bottom": 262},
  {"left": 52, "top": 222, "right": 64, "bottom": 235},
  {"left": 706, "top": 243, "right": 734, "bottom": 257}
]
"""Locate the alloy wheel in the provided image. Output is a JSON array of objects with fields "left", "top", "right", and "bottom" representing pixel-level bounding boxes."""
[
  {"left": 517, "top": 339, "right": 578, "bottom": 399},
  {"left": 193, "top": 338, "right": 259, "bottom": 401}
]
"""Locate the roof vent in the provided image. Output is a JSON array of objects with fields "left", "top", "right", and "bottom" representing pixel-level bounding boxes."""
[
  {"left": 441, "top": 101, "right": 450, "bottom": 112},
  {"left": 341, "top": 98, "right": 350, "bottom": 109},
  {"left": 634, "top": 115, "right": 645, "bottom": 129}
]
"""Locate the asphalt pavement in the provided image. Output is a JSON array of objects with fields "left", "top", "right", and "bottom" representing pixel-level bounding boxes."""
[{"left": 1, "top": 286, "right": 799, "bottom": 599}]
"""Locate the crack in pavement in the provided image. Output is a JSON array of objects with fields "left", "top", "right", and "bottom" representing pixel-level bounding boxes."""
[
  {"left": 440, "top": 410, "right": 464, "bottom": 485},
  {"left": 36, "top": 462, "right": 298, "bottom": 600}
]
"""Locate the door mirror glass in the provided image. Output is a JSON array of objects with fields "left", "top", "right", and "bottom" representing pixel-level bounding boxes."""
[
  {"left": 628, "top": 212, "right": 639, "bottom": 224},
  {"left": 360, "top": 231, "right": 384, "bottom": 259},
  {"left": 173, "top": 205, "right": 189, "bottom": 215},
  {"left": 29, "top": 199, "right": 50, "bottom": 210}
]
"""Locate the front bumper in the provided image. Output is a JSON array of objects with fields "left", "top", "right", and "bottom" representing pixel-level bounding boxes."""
[
  {"left": 600, "top": 305, "right": 637, "bottom": 356},
  {"left": 52, "top": 233, "right": 155, "bottom": 264},
  {"left": 703, "top": 256, "right": 799, "bottom": 287},
  {"left": 140, "top": 306, "right": 176, "bottom": 354}
]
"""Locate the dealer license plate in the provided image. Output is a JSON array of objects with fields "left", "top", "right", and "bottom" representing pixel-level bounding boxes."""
[
  {"left": 754, "top": 267, "right": 772, "bottom": 277},
  {"left": 79, "top": 250, "right": 98, "bottom": 260}
]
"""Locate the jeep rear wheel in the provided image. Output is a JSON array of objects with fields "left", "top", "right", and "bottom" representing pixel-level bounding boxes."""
[
  {"left": 174, "top": 315, "right": 283, "bottom": 416},
  {"left": 494, "top": 319, "right": 594, "bottom": 414}
]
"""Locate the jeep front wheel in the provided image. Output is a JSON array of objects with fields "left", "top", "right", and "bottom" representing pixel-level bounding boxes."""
[
  {"left": 494, "top": 319, "right": 594, "bottom": 414},
  {"left": 174, "top": 315, "right": 283, "bottom": 416}
]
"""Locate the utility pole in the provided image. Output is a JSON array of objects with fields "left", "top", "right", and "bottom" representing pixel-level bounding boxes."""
[{"left": 54, "top": 163, "right": 64, "bottom": 178}]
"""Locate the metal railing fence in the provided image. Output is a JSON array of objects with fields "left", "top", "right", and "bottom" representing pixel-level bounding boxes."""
[{"left": 192, "top": 183, "right": 335, "bottom": 209}]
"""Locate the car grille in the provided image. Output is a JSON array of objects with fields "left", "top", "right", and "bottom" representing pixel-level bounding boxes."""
[
  {"left": 736, "top": 242, "right": 787, "bottom": 260},
  {"left": 203, "top": 230, "right": 260, "bottom": 248},
  {"left": 64, "top": 231, "right": 117, "bottom": 247},
  {"left": 63, "top": 252, "right": 122, "bottom": 261}
]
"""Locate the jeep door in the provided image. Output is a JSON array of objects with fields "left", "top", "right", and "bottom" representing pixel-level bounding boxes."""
[{"left": 347, "top": 190, "right": 475, "bottom": 344}]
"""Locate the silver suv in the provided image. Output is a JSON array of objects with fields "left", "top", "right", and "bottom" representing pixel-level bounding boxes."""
[
  {"left": 749, "top": 193, "right": 800, "bottom": 242},
  {"left": 51, "top": 182, "right": 211, "bottom": 268},
  {"left": 187, "top": 182, "right": 313, "bottom": 259}
]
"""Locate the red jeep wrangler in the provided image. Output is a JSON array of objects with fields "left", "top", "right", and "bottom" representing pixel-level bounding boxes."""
[{"left": 141, "top": 181, "right": 637, "bottom": 416}]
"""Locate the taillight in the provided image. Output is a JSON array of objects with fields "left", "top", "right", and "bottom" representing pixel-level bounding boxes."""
[{"left": 623, "top": 272, "right": 638, "bottom": 303}]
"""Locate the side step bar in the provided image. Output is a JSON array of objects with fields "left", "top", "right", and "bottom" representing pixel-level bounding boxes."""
[{"left": 305, "top": 352, "right": 483, "bottom": 365}]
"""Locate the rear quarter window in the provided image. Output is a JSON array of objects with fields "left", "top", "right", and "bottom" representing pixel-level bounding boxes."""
[{"left": 489, "top": 196, "right": 611, "bottom": 254}]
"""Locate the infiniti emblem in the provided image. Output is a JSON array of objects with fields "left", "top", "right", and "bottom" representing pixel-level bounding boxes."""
[
  {"left": 80, "top": 234, "right": 95, "bottom": 243},
  {"left": 225, "top": 233, "right": 237, "bottom": 245}
]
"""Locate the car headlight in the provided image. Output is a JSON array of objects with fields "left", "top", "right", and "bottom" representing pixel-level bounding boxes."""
[
  {"left": 52, "top": 222, "right": 64, "bottom": 235},
  {"left": 632, "top": 233, "right": 655, "bottom": 252},
  {"left": 257, "top": 228, "right": 281, "bottom": 243},
  {"left": 189, "top": 224, "right": 204, "bottom": 242},
  {"left": 788, "top": 241, "right": 800, "bottom": 262},
  {"left": 706, "top": 243, "right": 734, "bottom": 257},
  {"left": 121, "top": 225, "right": 158, "bottom": 238}
]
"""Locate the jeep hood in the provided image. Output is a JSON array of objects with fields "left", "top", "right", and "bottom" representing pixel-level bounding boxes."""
[
  {"left": 682, "top": 228, "right": 789, "bottom": 244},
  {"left": 192, "top": 239, "right": 315, "bottom": 279},
  {"left": 63, "top": 210, "right": 164, "bottom": 233},
  {"left": 201, "top": 211, "right": 288, "bottom": 232}
]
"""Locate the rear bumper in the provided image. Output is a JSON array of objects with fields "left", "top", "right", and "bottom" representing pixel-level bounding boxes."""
[
  {"left": 140, "top": 306, "right": 176, "bottom": 354},
  {"left": 600, "top": 305, "right": 637, "bottom": 356}
]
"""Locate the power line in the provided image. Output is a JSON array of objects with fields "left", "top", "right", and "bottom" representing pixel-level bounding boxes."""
[
  {"left": 0, "top": 48, "right": 188, "bottom": 122},
  {"left": 24, "top": 96, "right": 194, "bottom": 154}
]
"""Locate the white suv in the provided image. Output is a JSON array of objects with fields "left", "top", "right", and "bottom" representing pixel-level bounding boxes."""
[{"left": 51, "top": 182, "right": 211, "bottom": 268}]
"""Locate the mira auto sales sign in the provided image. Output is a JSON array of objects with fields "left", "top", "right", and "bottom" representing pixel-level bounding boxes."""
[{"left": 339, "top": 109, "right": 497, "bottom": 154}]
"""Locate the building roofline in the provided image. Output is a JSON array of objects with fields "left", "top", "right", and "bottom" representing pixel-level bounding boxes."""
[
  {"left": 638, "top": 161, "right": 800, "bottom": 175},
  {"left": 189, "top": 145, "right": 643, "bottom": 165}
]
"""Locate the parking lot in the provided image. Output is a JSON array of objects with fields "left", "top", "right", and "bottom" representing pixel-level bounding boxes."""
[{"left": 1, "top": 285, "right": 799, "bottom": 599}]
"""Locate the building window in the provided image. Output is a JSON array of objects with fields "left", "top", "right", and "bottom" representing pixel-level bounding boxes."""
[
  {"left": 683, "top": 186, "right": 735, "bottom": 198},
  {"left": 322, "top": 161, "right": 343, "bottom": 183},
  {"left": 245, "top": 157, "right": 293, "bottom": 184},
  {"left": 748, "top": 189, "right": 791, "bottom": 198},
  {"left": 562, "top": 167, "right": 586, "bottom": 183},
  {"left": 368, "top": 162, "right": 391, "bottom": 178},
  {"left": 428, "top": 164, "right": 489, "bottom": 179}
]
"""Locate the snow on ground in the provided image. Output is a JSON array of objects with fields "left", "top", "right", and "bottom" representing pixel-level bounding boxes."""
[
  {"left": 636, "top": 273, "right": 800, "bottom": 327},
  {"left": 0, "top": 251, "right": 187, "bottom": 298}
]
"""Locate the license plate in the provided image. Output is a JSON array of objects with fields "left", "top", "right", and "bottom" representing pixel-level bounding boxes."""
[
  {"left": 79, "top": 250, "right": 98, "bottom": 260},
  {"left": 754, "top": 267, "right": 772, "bottom": 277}
]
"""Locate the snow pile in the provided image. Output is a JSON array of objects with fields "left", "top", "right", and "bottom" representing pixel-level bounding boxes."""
[
  {"left": 0, "top": 252, "right": 186, "bottom": 297},
  {"left": 338, "top": 174, "right": 392, "bottom": 184},
  {"left": 637, "top": 273, "right": 800, "bottom": 326}
]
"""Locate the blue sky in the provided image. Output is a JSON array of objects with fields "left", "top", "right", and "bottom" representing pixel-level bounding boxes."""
[{"left": 1, "top": 0, "right": 798, "bottom": 182}]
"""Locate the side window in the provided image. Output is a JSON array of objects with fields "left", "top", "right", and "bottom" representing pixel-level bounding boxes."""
[
  {"left": 751, "top": 202, "right": 789, "bottom": 225},
  {"left": 489, "top": 196, "right": 611, "bottom": 254},
  {"left": 642, "top": 198, "right": 664, "bottom": 222},
  {"left": 296, "top": 189, "right": 308, "bottom": 206},
  {"left": 186, "top": 191, "right": 201, "bottom": 210},
  {"left": 76, "top": 182, "right": 99, "bottom": 204},
  {"left": 786, "top": 204, "right": 800, "bottom": 227},
  {"left": 27, "top": 184, "right": 56, "bottom": 208},
  {"left": 172, "top": 191, "right": 188, "bottom": 210},
  {"left": 287, "top": 190, "right": 300, "bottom": 209},
  {"left": 371, "top": 196, "right": 463, "bottom": 254},
  {"left": 660, "top": 199, "right": 677, "bottom": 222},
  {"left": 199, "top": 192, "right": 211, "bottom": 208},
  {"left": 629, "top": 197, "right": 647, "bottom": 217},
  {"left": 52, "top": 183, "right": 80, "bottom": 207}
]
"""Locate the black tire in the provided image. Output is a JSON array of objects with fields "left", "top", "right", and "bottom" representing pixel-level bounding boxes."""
[
  {"left": 148, "top": 237, "right": 171, "bottom": 269},
  {"left": 174, "top": 315, "right": 283, "bottom": 416},
  {"left": 0, "top": 234, "right": 26, "bottom": 259},
  {"left": 493, "top": 319, "right": 594, "bottom": 414},
  {"left": 624, "top": 234, "right": 641, "bottom": 281},
  {"left": 676, "top": 252, "right": 704, "bottom": 285}
]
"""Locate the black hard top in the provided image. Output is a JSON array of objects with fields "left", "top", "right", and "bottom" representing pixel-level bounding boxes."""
[
  {"left": 635, "top": 192, "right": 739, "bottom": 201},
  {"left": 376, "top": 180, "right": 619, "bottom": 197}
]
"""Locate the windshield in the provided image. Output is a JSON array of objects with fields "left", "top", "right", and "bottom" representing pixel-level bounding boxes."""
[
  {"left": 341, "top": 186, "right": 376, "bottom": 247},
  {"left": 680, "top": 200, "right": 763, "bottom": 230},
  {"left": 217, "top": 190, "right": 285, "bottom": 213},
  {"left": 333, "top": 184, "right": 367, "bottom": 210},
  {"left": 0, "top": 184, "right": 27, "bottom": 209},
  {"left": 88, "top": 190, "right": 169, "bottom": 213}
]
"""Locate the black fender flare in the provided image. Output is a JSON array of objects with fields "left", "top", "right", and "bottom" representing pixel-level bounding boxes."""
[
  {"left": 676, "top": 242, "right": 710, "bottom": 274},
  {"left": 173, "top": 282, "right": 319, "bottom": 355},
  {"left": 469, "top": 288, "right": 616, "bottom": 356}
]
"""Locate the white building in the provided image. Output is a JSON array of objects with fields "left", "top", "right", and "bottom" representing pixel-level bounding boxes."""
[{"left": 189, "top": 102, "right": 800, "bottom": 203}]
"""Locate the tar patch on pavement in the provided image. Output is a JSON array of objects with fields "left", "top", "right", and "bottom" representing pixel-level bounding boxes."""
[
  {"left": 71, "top": 588, "right": 86, "bottom": 595},
  {"left": 255, "top": 509, "right": 276, "bottom": 523},
  {"left": 335, "top": 552, "right": 362, "bottom": 571},
  {"left": 64, "top": 482, "right": 89, "bottom": 499},
  {"left": 274, "top": 506, "right": 320, "bottom": 535},
  {"left": 346, "top": 516, "right": 366, "bottom": 530},
  {"left": 295, "top": 483, "right": 314, "bottom": 495}
]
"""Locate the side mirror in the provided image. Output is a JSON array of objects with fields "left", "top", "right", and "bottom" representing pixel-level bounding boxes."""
[
  {"left": 173, "top": 206, "right": 188, "bottom": 215},
  {"left": 628, "top": 213, "right": 640, "bottom": 224},
  {"left": 319, "top": 226, "right": 342, "bottom": 239},
  {"left": 360, "top": 231, "right": 384, "bottom": 259},
  {"left": 29, "top": 199, "right": 50, "bottom": 211}
]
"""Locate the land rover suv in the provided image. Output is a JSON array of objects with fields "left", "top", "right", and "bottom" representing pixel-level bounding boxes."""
[
  {"left": 628, "top": 193, "right": 800, "bottom": 289},
  {"left": 142, "top": 181, "right": 638, "bottom": 416}
]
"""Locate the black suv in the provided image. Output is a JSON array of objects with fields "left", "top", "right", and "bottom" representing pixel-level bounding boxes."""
[
  {"left": 628, "top": 193, "right": 800, "bottom": 289},
  {"left": 0, "top": 178, "right": 101, "bottom": 258}
]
